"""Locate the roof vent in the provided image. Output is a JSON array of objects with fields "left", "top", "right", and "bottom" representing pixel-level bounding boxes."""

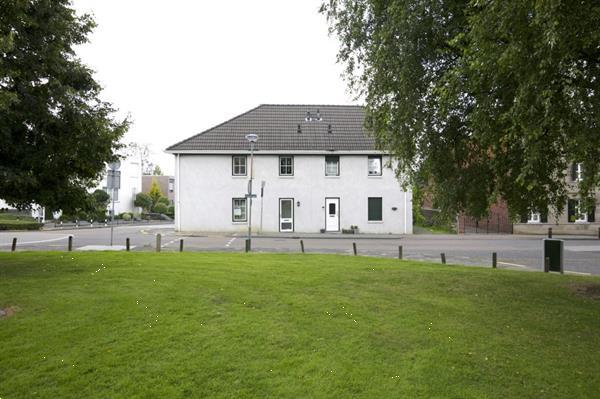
[
  {"left": 305, "top": 111, "right": 311, "bottom": 121},
  {"left": 327, "top": 124, "right": 332, "bottom": 134},
  {"left": 297, "top": 124, "right": 302, "bottom": 133},
  {"left": 316, "top": 109, "right": 322, "bottom": 121}
]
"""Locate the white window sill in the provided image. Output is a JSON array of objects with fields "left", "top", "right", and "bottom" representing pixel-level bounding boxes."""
[
  {"left": 232, "top": 221, "right": 247, "bottom": 224},
  {"left": 325, "top": 175, "right": 340, "bottom": 178},
  {"left": 527, "top": 221, "right": 541, "bottom": 224},
  {"left": 368, "top": 175, "right": 383, "bottom": 178},
  {"left": 367, "top": 220, "right": 384, "bottom": 224},
  {"left": 279, "top": 176, "right": 294, "bottom": 179},
  {"left": 232, "top": 175, "right": 248, "bottom": 179}
]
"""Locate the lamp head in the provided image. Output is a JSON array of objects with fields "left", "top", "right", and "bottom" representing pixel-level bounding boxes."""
[{"left": 245, "top": 133, "right": 259, "bottom": 143}]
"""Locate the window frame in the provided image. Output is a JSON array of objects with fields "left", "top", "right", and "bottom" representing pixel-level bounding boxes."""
[
  {"left": 368, "top": 155, "right": 382, "bottom": 176},
  {"left": 232, "top": 197, "right": 247, "bottom": 222},
  {"left": 325, "top": 155, "right": 340, "bottom": 176},
  {"left": 232, "top": 155, "right": 247, "bottom": 176},
  {"left": 576, "top": 163, "right": 583, "bottom": 182},
  {"left": 368, "top": 197, "right": 383, "bottom": 222},
  {"left": 279, "top": 155, "right": 294, "bottom": 176},
  {"left": 527, "top": 212, "right": 541, "bottom": 223}
]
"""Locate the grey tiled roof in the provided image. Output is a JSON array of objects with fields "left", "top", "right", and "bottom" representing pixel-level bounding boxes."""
[{"left": 166, "top": 104, "right": 377, "bottom": 152}]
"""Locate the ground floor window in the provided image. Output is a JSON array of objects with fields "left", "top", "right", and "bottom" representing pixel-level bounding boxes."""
[
  {"left": 568, "top": 199, "right": 596, "bottom": 223},
  {"left": 232, "top": 198, "right": 247, "bottom": 222},
  {"left": 368, "top": 197, "right": 383, "bottom": 221}
]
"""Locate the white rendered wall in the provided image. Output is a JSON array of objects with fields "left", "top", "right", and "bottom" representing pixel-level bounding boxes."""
[
  {"left": 97, "top": 154, "right": 143, "bottom": 216},
  {"left": 176, "top": 154, "right": 412, "bottom": 234}
]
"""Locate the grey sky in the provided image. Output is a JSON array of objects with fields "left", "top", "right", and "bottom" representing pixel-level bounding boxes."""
[{"left": 73, "top": 0, "right": 356, "bottom": 175}]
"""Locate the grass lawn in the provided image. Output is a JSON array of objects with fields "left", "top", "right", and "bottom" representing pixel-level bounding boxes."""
[{"left": 1, "top": 252, "right": 599, "bottom": 398}]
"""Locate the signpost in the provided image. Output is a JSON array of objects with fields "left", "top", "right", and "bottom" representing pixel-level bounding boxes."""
[{"left": 107, "top": 161, "right": 121, "bottom": 246}]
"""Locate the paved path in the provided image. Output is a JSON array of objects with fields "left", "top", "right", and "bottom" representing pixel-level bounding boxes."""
[{"left": 1, "top": 226, "right": 599, "bottom": 275}]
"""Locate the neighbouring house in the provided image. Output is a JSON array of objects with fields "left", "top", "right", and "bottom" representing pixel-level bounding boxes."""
[
  {"left": 458, "top": 163, "right": 599, "bottom": 236},
  {"left": 166, "top": 104, "right": 413, "bottom": 234},
  {"left": 97, "top": 152, "right": 143, "bottom": 217},
  {"left": 142, "top": 175, "right": 175, "bottom": 204},
  {"left": 513, "top": 163, "right": 599, "bottom": 235}
]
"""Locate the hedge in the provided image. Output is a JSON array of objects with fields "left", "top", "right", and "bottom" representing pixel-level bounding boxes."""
[{"left": 0, "top": 221, "right": 43, "bottom": 231}]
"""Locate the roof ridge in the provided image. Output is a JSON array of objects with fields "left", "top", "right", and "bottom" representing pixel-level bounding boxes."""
[
  {"left": 166, "top": 104, "right": 263, "bottom": 151},
  {"left": 260, "top": 103, "right": 363, "bottom": 107}
]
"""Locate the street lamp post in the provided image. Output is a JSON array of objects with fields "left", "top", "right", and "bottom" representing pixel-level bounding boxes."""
[{"left": 245, "top": 134, "right": 258, "bottom": 252}]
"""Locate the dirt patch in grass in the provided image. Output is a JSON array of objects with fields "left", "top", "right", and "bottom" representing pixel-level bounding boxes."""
[
  {"left": 568, "top": 283, "right": 600, "bottom": 300},
  {"left": 0, "top": 306, "right": 21, "bottom": 319}
]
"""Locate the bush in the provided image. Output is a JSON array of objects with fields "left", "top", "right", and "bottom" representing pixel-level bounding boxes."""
[
  {"left": 0, "top": 221, "right": 43, "bottom": 230},
  {"left": 134, "top": 192, "right": 152, "bottom": 212},
  {"left": 157, "top": 196, "right": 170, "bottom": 206},
  {"left": 167, "top": 205, "right": 175, "bottom": 216},
  {"left": 122, "top": 213, "right": 132, "bottom": 221},
  {"left": 153, "top": 203, "right": 168, "bottom": 214}
]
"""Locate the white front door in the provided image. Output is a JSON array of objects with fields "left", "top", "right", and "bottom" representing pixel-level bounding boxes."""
[
  {"left": 279, "top": 198, "right": 294, "bottom": 232},
  {"left": 325, "top": 198, "right": 340, "bottom": 232}
]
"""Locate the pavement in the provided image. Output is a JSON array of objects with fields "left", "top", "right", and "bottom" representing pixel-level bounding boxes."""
[{"left": 1, "top": 224, "right": 599, "bottom": 275}]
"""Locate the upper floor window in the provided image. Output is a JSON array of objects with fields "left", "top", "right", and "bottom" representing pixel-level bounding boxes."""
[
  {"left": 232, "top": 156, "right": 247, "bottom": 176},
  {"left": 368, "top": 156, "right": 382, "bottom": 176},
  {"left": 279, "top": 156, "right": 293, "bottom": 176},
  {"left": 568, "top": 199, "right": 595, "bottom": 223},
  {"left": 325, "top": 156, "right": 340, "bottom": 176},
  {"left": 528, "top": 212, "right": 541, "bottom": 223},
  {"left": 571, "top": 163, "right": 583, "bottom": 182}
]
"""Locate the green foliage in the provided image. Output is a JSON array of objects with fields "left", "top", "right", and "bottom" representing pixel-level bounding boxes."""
[
  {"left": 0, "top": 0, "right": 128, "bottom": 213},
  {"left": 1, "top": 252, "right": 600, "bottom": 397},
  {"left": 134, "top": 192, "right": 152, "bottom": 212},
  {"left": 152, "top": 165, "right": 163, "bottom": 176},
  {"left": 148, "top": 178, "right": 163, "bottom": 207},
  {"left": 322, "top": 0, "right": 600, "bottom": 219},
  {"left": 153, "top": 203, "right": 168, "bottom": 215},
  {"left": 157, "top": 196, "right": 170, "bottom": 206},
  {"left": 167, "top": 205, "right": 175, "bottom": 216},
  {"left": 0, "top": 220, "right": 43, "bottom": 230}
]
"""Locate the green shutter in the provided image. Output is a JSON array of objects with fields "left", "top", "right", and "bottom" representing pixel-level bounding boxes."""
[{"left": 368, "top": 198, "right": 383, "bottom": 221}]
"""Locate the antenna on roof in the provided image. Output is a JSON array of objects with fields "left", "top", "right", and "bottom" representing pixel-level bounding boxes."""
[
  {"left": 327, "top": 124, "right": 332, "bottom": 134},
  {"left": 297, "top": 124, "right": 302, "bottom": 133}
]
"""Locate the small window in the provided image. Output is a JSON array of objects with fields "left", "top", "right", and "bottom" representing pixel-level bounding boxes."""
[
  {"left": 527, "top": 212, "right": 540, "bottom": 223},
  {"left": 368, "top": 156, "right": 382, "bottom": 176},
  {"left": 279, "top": 156, "right": 293, "bottom": 176},
  {"left": 325, "top": 156, "right": 340, "bottom": 176},
  {"left": 232, "top": 156, "right": 247, "bottom": 176},
  {"left": 168, "top": 179, "right": 174, "bottom": 192},
  {"left": 576, "top": 163, "right": 583, "bottom": 182},
  {"left": 232, "top": 198, "right": 247, "bottom": 222},
  {"left": 368, "top": 197, "right": 383, "bottom": 221}
]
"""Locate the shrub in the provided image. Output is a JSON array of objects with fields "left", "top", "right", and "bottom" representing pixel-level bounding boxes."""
[
  {"left": 134, "top": 192, "right": 152, "bottom": 212},
  {"left": 153, "top": 203, "right": 168, "bottom": 215},
  {"left": 122, "top": 213, "right": 132, "bottom": 221},
  {"left": 167, "top": 205, "right": 175, "bottom": 216},
  {"left": 157, "top": 196, "right": 170, "bottom": 206},
  {"left": 0, "top": 221, "right": 43, "bottom": 230}
]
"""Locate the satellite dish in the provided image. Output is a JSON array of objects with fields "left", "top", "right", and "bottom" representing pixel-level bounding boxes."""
[{"left": 109, "top": 161, "right": 121, "bottom": 170}]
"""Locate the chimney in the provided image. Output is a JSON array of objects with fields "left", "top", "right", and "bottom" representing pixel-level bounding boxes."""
[
  {"left": 297, "top": 124, "right": 302, "bottom": 133},
  {"left": 327, "top": 124, "right": 332, "bottom": 134}
]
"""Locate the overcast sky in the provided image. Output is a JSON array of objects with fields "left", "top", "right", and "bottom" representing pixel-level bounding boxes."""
[{"left": 72, "top": 0, "right": 356, "bottom": 175}]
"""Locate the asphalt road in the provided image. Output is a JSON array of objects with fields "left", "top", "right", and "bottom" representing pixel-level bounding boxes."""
[{"left": 1, "top": 225, "right": 599, "bottom": 275}]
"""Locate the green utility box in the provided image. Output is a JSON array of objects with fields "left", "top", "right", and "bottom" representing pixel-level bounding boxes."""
[{"left": 543, "top": 239, "right": 564, "bottom": 273}]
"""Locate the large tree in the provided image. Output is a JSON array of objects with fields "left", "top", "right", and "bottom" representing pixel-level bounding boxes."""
[
  {"left": 0, "top": 0, "right": 128, "bottom": 213},
  {"left": 322, "top": 0, "right": 600, "bottom": 218}
]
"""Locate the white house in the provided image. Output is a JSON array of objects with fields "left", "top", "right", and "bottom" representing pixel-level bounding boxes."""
[
  {"left": 96, "top": 151, "right": 143, "bottom": 216},
  {"left": 166, "top": 104, "right": 412, "bottom": 234}
]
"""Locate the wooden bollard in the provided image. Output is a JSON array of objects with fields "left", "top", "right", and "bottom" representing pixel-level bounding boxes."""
[
  {"left": 300, "top": 239, "right": 305, "bottom": 253},
  {"left": 548, "top": 227, "right": 552, "bottom": 238},
  {"left": 179, "top": 239, "right": 184, "bottom": 252},
  {"left": 441, "top": 253, "right": 446, "bottom": 264},
  {"left": 245, "top": 239, "right": 251, "bottom": 253},
  {"left": 68, "top": 235, "right": 73, "bottom": 251},
  {"left": 398, "top": 245, "right": 403, "bottom": 260},
  {"left": 156, "top": 234, "right": 161, "bottom": 252},
  {"left": 126, "top": 237, "right": 130, "bottom": 251},
  {"left": 544, "top": 257, "right": 550, "bottom": 273},
  {"left": 352, "top": 242, "right": 357, "bottom": 256},
  {"left": 11, "top": 237, "right": 17, "bottom": 252},
  {"left": 492, "top": 252, "right": 497, "bottom": 269}
]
